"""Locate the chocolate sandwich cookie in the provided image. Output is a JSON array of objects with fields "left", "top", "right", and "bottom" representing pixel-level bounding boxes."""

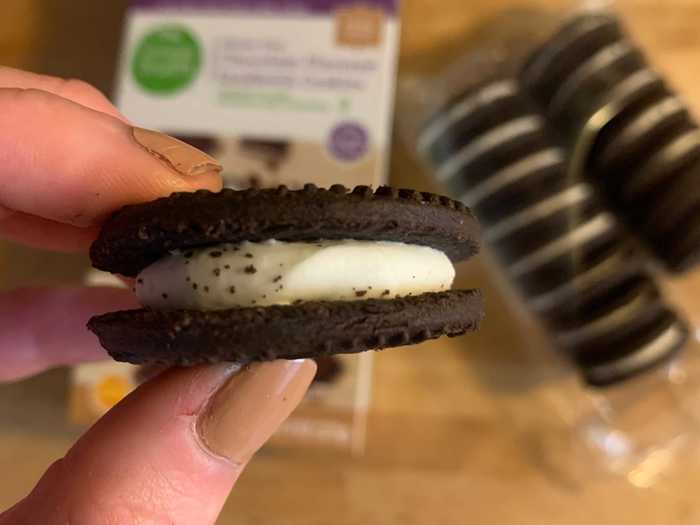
[
  {"left": 438, "top": 120, "right": 553, "bottom": 204},
  {"left": 520, "top": 11, "right": 624, "bottom": 111},
  {"left": 88, "top": 185, "right": 484, "bottom": 365},
  {"left": 462, "top": 147, "right": 567, "bottom": 224},
  {"left": 585, "top": 89, "right": 700, "bottom": 271},
  {"left": 418, "top": 80, "right": 526, "bottom": 168},
  {"left": 573, "top": 313, "right": 687, "bottom": 387},
  {"left": 507, "top": 212, "right": 621, "bottom": 299},
  {"left": 558, "top": 297, "right": 669, "bottom": 356},
  {"left": 576, "top": 68, "right": 666, "bottom": 139},
  {"left": 522, "top": 11, "right": 648, "bottom": 135},
  {"left": 434, "top": 115, "right": 549, "bottom": 188},
  {"left": 546, "top": 41, "right": 646, "bottom": 131},
  {"left": 526, "top": 241, "right": 644, "bottom": 316},
  {"left": 485, "top": 183, "right": 603, "bottom": 262},
  {"left": 550, "top": 274, "right": 670, "bottom": 350},
  {"left": 419, "top": 79, "right": 569, "bottom": 222},
  {"left": 544, "top": 272, "right": 655, "bottom": 330},
  {"left": 592, "top": 96, "right": 693, "bottom": 197},
  {"left": 521, "top": 12, "right": 663, "bottom": 137}
]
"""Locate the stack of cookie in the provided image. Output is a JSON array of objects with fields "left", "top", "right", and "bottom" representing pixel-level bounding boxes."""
[
  {"left": 418, "top": 77, "right": 688, "bottom": 386},
  {"left": 521, "top": 10, "right": 700, "bottom": 272}
]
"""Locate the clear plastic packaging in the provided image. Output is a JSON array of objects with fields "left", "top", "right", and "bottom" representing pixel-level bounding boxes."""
[{"left": 397, "top": 3, "right": 700, "bottom": 484}]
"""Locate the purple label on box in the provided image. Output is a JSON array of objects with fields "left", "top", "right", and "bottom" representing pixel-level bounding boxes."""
[
  {"left": 328, "top": 122, "right": 369, "bottom": 162},
  {"left": 133, "top": 0, "right": 398, "bottom": 14}
]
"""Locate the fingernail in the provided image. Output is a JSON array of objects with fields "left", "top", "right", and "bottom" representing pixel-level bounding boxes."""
[
  {"left": 132, "top": 127, "right": 222, "bottom": 177},
  {"left": 197, "top": 360, "right": 317, "bottom": 463}
]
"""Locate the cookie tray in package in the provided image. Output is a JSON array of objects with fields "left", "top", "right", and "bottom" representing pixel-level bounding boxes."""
[{"left": 396, "top": 1, "right": 700, "bottom": 481}]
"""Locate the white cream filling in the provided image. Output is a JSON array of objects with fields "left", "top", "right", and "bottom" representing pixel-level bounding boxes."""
[{"left": 135, "top": 240, "right": 455, "bottom": 310}]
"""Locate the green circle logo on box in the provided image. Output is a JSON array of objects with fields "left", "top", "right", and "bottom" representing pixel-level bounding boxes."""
[{"left": 132, "top": 26, "right": 201, "bottom": 94}]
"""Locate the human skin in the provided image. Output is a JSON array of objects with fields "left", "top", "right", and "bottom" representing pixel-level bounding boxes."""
[{"left": 0, "top": 66, "right": 316, "bottom": 525}]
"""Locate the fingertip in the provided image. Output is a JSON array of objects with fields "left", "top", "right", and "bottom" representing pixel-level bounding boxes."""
[{"left": 177, "top": 169, "right": 224, "bottom": 194}]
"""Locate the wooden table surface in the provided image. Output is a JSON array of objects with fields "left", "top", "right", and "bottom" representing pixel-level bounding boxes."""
[{"left": 3, "top": 1, "right": 700, "bottom": 523}]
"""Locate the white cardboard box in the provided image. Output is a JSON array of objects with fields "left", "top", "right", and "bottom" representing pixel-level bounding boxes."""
[{"left": 71, "top": 0, "right": 400, "bottom": 455}]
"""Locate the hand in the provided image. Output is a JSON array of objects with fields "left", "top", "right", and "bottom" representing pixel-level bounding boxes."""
[{"left": 0, "top": 67, "right": 317, "bottom": 525}]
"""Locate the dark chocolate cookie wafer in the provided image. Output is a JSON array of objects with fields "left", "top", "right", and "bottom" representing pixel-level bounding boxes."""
[
  {"left": 88, "top": 291, "right": 483, "bottom": 366},
  {"left": 91, "top": 185, "right": 480, "bottom": 277}
]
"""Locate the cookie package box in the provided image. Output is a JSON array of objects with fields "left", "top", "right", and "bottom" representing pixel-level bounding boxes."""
[{"left": 70, "top": 0, "right": 401, "bottom": 455}]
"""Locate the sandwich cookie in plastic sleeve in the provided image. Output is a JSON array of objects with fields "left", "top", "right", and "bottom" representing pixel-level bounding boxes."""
[{"left": 418, "top": 78, "right": 689, "bottom": 386}]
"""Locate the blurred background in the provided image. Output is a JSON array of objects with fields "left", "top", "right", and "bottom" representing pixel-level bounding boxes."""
[{"left": 3, "top": 0, "right": 700, "bottom": 523}]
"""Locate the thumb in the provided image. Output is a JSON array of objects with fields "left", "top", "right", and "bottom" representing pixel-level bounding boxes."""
[{"left": 1, "top": 360, "right": 316, "bottom": 525}]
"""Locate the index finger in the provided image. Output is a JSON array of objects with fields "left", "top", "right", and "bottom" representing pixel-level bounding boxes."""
[{"left": 0, "top": 87, "right": 222, "bottom": 250}]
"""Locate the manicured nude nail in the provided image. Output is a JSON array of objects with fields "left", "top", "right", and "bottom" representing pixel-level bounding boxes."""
[
  {"left": 132, "top": 127, "right": 222, "bottom": 177},
  {"left": 196, "top": 360, "right": 316, "bottom": 463}
]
